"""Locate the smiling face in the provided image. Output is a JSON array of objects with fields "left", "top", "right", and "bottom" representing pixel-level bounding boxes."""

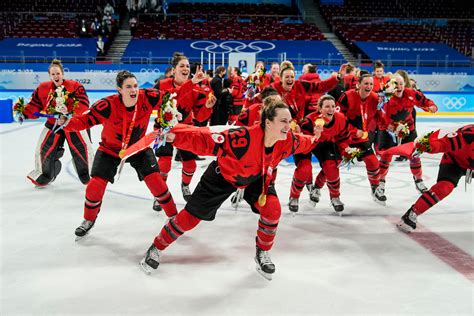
[
  {"left": 393, "top": 75, "right": 405, "bottom": 97},
  {"left": 320, "top": 99, "right": 336, "bottom": 122},
  {"left": 281, "top": 69, "right": 295, "bottom": 91},
  {"left": 118, "top": 77, "right": 139, "bottom": 107},
  {"left": 49, "top": 66, "right": 64, "bottom": 87},
  {"left": 265, "top": 107, "right": 292, "bottom": 144},
  {"left": 374, "top": 67, "right": 384, "bottom": 79},
  {"left": 358, "top": 76, "right": 374, "bottom": 99},
  {"left": 271, "top": 63, "right": 280, "bottom": 76},
  {"left": 173, "top": 58, "right": 190, "bottom": 84}
]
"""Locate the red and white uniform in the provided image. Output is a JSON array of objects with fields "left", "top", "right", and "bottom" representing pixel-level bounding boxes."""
[{"left": 21, "top": 79, "right": 93, "bottom": 186}]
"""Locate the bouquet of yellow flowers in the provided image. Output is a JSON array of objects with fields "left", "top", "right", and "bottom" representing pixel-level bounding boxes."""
[
  {"left": 414, "top": 131, "right": 433, "bottom": 156},
  {"left": 394, "top": 121, "right": 410, "bottom": 139}
]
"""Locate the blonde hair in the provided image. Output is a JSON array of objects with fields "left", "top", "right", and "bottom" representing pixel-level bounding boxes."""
[
  {"left": 48, "top": 59, "right": 64, "bottom": 74},
  {"left": 279, "top": 60, "right": 295, "bottom": 77},
  {"left": 395, "top": 70, "right": 412, "bottom": 88}
]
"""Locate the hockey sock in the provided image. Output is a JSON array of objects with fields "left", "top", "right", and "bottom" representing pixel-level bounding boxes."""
[
  {"left": 84, "top": 176, "right": 108, "bottom": 221},
  {"left": 290, "top": 159, "right": 312, "bottom": 198},
  {"left": 315, "top": 169, "right": 326, "bottom": 189},
  {"left": 379, "top": 153, "right": 392, "bottom": 179},
  {"left": 254, "top": 195, "right": 280, "bottom": 251},
  {"left": 157, "top": 156, "right": 172, "bottom": 181},
  {"left": 322, "top": 160, "right": 340, "bottom": 198},
  {"left": 143, "top": 173, "right": 177, "bottom": 217},
  {"left": 410, "top": 155, "right": 423, "bottom": 180},
  {"left": 153, "top": 209, "right": 201, "bottom": 250},
  {"left": 362, "top": 154, "right": 381, "bottom": 186},
  {"left": 412, "top": 180, "right": 455, "bottom": 215},
  {"left": 181, "top": 159, "right": 196, "bottom": 186}
]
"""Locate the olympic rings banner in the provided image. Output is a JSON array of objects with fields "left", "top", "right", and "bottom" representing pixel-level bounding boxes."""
[
  {"left": 415, "top": 92, "right": 474, "bottom": 116},
  {"left": 122, "top": 39, "right": 344, "bottom": 61}
]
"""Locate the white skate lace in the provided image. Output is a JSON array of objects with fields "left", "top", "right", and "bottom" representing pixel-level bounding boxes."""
[
  {"left": 331, "top": 197, "right": 344, "bottom": 206},
  {"left": 80, "top": 220, "right": 93, "bottom": 230},
  {"left": 310, "top": 187, "right": 320, "bottom": 200},
  {"left": 289, "top": 198, "right": 298, "bottom": 207},
  {"left": 258, "top": 250, "right": 272, "bottom": 266},
  {"left": 181, "top": 184, "right": 191, "bottom": 196}
]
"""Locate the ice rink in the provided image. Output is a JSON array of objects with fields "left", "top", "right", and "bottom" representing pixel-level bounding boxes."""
[{"left": 1, "top": 119, "right": 473, "bottom": 315}]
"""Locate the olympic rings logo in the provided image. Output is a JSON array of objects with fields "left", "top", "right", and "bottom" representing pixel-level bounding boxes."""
[
  {"left": 100, "top": 78, "right": 115, "bottom": 86},
  {"left": 442, "top": 97, "right": 466, "bottom": 110},
  {"left": 139, "top": 68, "right": 161, "bottom": 73},
  {"left": 424, "top": 80, "right": 440, "bottom": 87},
  {"left": 190, "top": 41, "right": 276, "bottom": 54}
]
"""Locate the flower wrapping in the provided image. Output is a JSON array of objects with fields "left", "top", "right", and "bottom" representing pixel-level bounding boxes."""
[
  {"left": 155, "top": 92, "right": 180, "bottom": 129},
  {"left": 414, "top": 131, "right": 433, "bottom": 155},
  {"left": 394, "top": 121, "right": 410, "bottom": 139},
  {"left": 377, "top": 78, "right": 397, "bottom": 110},
  {"left": 46, "top": 85, "right": 79, "bottom": 116},
  {"left": 342, "top": 147, "right": 362, "bottom": 165}
]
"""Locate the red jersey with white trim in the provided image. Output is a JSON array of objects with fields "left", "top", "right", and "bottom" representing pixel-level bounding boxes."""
[
  {"left": 337, "top": 89, "right": 384, "bottom": 141},
  {"left": 300, "top": 111, "right": 350, "bottom": 151},
  {"left": 154, "top": 78, "right": 212, "bottom": 125},
  {"left": 64, "top": 89, "right": 162, "bottom": 157},
  {"left": 373, "top": 75, "right": 390, "bottom": 93},
  {"left": 23, "top": 79, "right": 89, "bottom": 125},
  {"left": 383, "top": 88, "right": 437, "bottom": 131},
  {"left": 272, "top": 76, "right": 339, "bottom": 123},
  {"left": 235, "top": 102, "right": 262, "bottom": 127},
  {"left": 424, "top": 124, "right": 474, "bottom": 170},
  {"left": 170, "top": 124, "right": 315, "bottom": 187}
]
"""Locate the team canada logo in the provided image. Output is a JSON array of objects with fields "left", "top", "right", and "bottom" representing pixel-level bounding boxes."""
[{"left": 212, "top": 133, "right": 225, "bottom": 143}]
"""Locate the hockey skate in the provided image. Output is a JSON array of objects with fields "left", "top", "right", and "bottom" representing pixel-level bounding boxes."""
[
  {"left": 139, "top": 244, "right": 161, "bottom": 275},
  {"left": 152, "top": 197, "right": 162, "bottom": 212},
  {"left": 288, "top": 197, "right": 299, "bottom": 213},
  {"left": 414, "top": 178, "right": 428, "bottom": 193},
  {"left": 230, "top": 188, "right": 245, "bottom": 209},
  {"left": 330, "top": 197, "right": 344, "bottom": 214},
  {"left": 75, "top": 219, "right": 95, "bottom": 241},
  {"left": 371, "top": 184, "right": 387, "bottom": 206},
  {"left": 309, "top": 186, "right": 321, "bottom": 206},
  {"left": 181, "top": 183, "right": 192, "bottom": 202},
  {"left": 255, "top": 247, "right": 275, "bottom": 281},
  {"left": 397, "top": 207, "right": 418, "bottom": 233}
]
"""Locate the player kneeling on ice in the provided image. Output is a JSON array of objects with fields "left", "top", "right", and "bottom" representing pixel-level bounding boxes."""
[
  {"left": 140, "top": 100, "right": 320, "bottom": 280},
  {"left": 397, "top": 124, "right": 473, "bottom": 232}
]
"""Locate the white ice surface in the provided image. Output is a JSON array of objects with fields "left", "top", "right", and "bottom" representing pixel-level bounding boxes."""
[{"left": 1, "top": 120, "right": 473, "bottom": 315}]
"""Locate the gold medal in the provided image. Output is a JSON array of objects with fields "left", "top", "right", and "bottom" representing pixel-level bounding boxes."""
[
  {"left": 119, "top": 149, "right": 126, "bottom": 159},
  {"left": 258, "top": 193, "right": 267, "bottom": 207},
  {"left": 290, "top": 120, "right": 297, "bottom": 131},
  {"left": 361, "top": 131, "right": 368, "bottom": 139},
  {"left": 315, "top": 118, "right": 325, "bottom": 127}
]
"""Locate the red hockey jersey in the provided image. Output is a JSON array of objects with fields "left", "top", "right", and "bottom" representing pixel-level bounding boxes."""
[
  {"left": 23, "top": 79, "right": 89, "bottom": 125},
  {"left": 337, "top": 89, "right": 384, "bottom": 141},
  {"left": 300, "top": 111, "right": 350, "bottom": 151},
  {"left": 383, "top": 88, "right": 437, "bottom": 131},
  {"left": 425, "top": 124, "right": 474, "bottom": 170},
  {"left": 155, "top": 78, "right": 212, "bottom": 125},
  {"left": 64, "top": 89, "right": 162, "bottom": 157},
  {"left": 235, "top": 102, "right": 263, "bottom": 127},
  {"left": 170, "top": 124, "right": 316, "bottom": 187},
  {"left": 272, "top": 76, "right": 339, "bottom": 123}
]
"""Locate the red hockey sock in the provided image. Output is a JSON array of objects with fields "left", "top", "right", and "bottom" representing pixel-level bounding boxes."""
[
  {"left": 410, "top": 156, "right": 423, "bottom": 180},
  {"left": 153, "top": 209, "right": 201, "bottom": 250},
  {"left": 143, "top": 173, "right": 177, "bottom": 217},
  {"left": 362, "top": 154, "right": 380, "bottom": 186},
  {"left": 157, "top": 156, "right": 172, "bottom": 181},
  {"left": 254, "top": 195, "right": 281, "bottom": 251},
  {"left": 290, "top": 159, "right": 312, "bottom": 198},
  {"left": 181, "top": 159, "right": 196, "bottom": 186},
  {"left": 84, "top": 176, "right": 108, "bottom": 221},
  {"left": 379, "top": 153, "right": 392, "bottom": 180},
  {"left": 315, "top": 169, "right": 326, "bottom": 189},
  {"left": 322, "top": 160, "right": 340, "bottom": 198},
  {"left": 412, "top": 180, "right": 455, "bottom": 215}
]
